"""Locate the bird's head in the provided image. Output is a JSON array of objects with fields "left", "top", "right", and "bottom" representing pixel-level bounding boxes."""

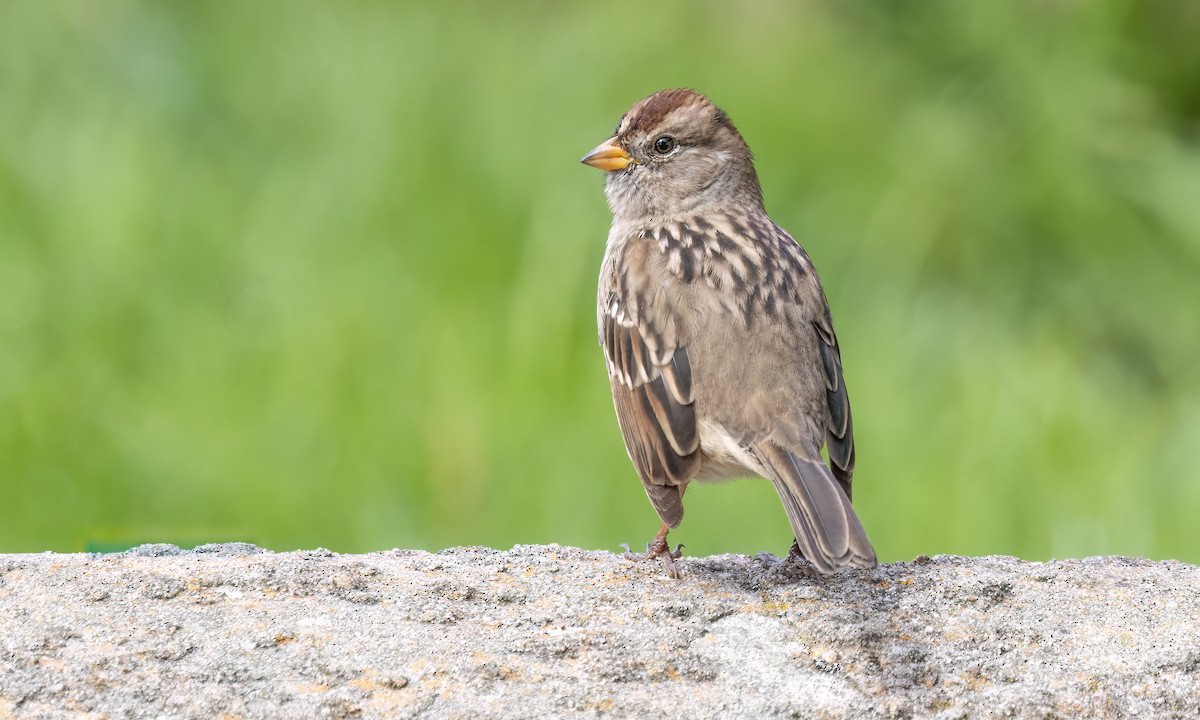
[{"left": 582, "top": 88, "right": 763, "bottom": 223}]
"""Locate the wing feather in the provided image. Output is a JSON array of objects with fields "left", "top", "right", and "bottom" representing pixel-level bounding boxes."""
[
  {"left": 813, "top": 316, "right": 855, "bottom": 499},
  {"left": 600, "top": 238, "right": 700, "bottom": 528}
]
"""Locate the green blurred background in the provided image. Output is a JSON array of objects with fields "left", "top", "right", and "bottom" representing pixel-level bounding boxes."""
[{"left": 2, "top": 1, "right": 1198, "bottom": 562}]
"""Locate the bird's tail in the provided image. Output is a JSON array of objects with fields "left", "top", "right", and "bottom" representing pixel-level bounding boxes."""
[{"left": 753, "top": 442, "right": 876, "bottom": 573}]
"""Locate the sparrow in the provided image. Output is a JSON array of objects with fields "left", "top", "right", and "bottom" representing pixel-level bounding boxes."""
[{"left": 582, "top": 88, "right": 877, "bottom": 577}]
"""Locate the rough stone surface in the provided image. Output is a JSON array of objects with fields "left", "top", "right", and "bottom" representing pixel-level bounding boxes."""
[{"left": 0, "top": 545, "right": 1197, "bottom": 719}]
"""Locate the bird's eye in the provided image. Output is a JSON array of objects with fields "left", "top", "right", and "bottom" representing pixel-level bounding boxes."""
[{"left": 653, "top": 136, "right": 676, "bottom": 155}]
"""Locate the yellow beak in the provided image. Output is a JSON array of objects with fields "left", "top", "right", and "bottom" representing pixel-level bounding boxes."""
[{"left": 581, "top": 137, "right": 632, "bottom": 171}]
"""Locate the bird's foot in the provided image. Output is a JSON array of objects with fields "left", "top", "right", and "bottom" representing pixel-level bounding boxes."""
[
  {"left": 786, "top": 539, "right": 820, "bottom": 580},
  {"left": 619, "top": 532, "right": 685, "bottom": 579}
]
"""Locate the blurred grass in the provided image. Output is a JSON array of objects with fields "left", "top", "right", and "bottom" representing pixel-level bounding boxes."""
[{"left": 1, "top": 1, "right": 1198, "bottom": 561}]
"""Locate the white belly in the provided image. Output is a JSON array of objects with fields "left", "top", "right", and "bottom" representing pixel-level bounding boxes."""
[{"left": 693, "top": 419, "right": 766, "bottom": 484}]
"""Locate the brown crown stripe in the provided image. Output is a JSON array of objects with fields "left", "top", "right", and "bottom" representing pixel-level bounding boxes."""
[{"left": 621, "top": 88, "right": 740, "bottom": 137}]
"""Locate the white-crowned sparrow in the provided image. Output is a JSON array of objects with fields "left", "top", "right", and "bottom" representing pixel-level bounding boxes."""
[{"left": 582, "top": 88, "right": 876, "bottom": 577}]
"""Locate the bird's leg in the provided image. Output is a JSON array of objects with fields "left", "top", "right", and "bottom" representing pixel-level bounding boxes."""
[
  {"left": 620, "top": 522, "right": 685, "bottom": 579},
  {"left": 787, "top": 540, "right": 816, "bottom": 568},
  {"left": 786, "top": 538, "right": 820, "bottom": 579}
]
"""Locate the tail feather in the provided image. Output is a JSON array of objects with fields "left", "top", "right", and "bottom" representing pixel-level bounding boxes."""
[{"left": 755, "top": 442, "right": 876, "bottom": 573}]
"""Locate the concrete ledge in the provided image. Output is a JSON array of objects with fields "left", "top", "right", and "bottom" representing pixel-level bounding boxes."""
[{"left": 0, "top": 545, "right": 1197, "bottom": 718}]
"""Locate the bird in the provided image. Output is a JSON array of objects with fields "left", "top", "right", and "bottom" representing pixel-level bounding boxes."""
[{"left": 581, "top": 88, "right": 877, "bottom": 577}]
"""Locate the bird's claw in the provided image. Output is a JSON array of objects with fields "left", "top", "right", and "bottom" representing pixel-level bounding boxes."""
[
  {"left": 620, "top": 542, "right": 649, "bottom": 562},
  {"left": 659, "top": 552, "right": 681, "bottom": 580},
  {"left": 657, "top": 544, "right": 685, "bottom": 578}
]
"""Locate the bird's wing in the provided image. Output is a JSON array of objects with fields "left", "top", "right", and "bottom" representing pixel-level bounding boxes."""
[
  {"left": 758, "top": 221, "right": 872, "bottom": 569},
  {"left": 813, "top": 311, "right": 855, "bottom": 499},
  {"left": 599, "top": 235, "right": 701, "bottom": 528},
  {"left": 765, "top": 220, "right": 856, "bottom": 500}
]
